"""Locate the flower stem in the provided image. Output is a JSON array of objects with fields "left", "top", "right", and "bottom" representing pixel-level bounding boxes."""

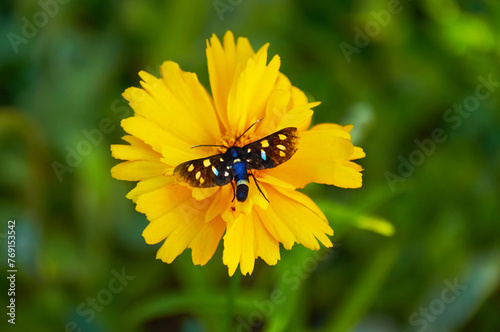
[{"left": 224, "top": 270, "right": 240, "bottom": 332}]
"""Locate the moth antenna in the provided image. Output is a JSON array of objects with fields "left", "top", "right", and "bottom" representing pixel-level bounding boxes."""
[
  {"left": 231, "top": 181, "right": 236, "bottom": 202},
  {"left": 191, "top": 144, "right": 227, "bottom": 149},
  {"left": 233, "top": 118, "right": 263, "bottom": 146},
  {"left": 249, "top": 172, "right": 269, "bottom": 202}
]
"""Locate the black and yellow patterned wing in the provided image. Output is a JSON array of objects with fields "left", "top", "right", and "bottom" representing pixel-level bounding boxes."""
[
  {"left": 174, "top": 154, "right": 233, "bottom": 188},
  {"left": 243, "top": 127, "right": 299, "bottom": 170}
]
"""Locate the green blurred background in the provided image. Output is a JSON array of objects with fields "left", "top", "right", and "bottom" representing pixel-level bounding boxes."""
[{"left": 1, "top": 0, "right": 499, "bottom": 331}]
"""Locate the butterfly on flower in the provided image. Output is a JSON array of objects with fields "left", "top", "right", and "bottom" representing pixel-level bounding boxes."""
[{"left": 174, "top": 119, "right": 298, "bottom": 202}]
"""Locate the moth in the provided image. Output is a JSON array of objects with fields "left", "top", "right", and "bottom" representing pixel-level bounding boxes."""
[{"left": 174, "top": 119, "right": 299, "bottom": 202}]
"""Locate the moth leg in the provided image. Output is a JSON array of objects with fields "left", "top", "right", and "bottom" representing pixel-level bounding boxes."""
[
  {"left": 231, "top": 181, "right": 236, "bottom": 202},
  {"left": 249, "top": 172, "right": 269, "bottom": 202}
]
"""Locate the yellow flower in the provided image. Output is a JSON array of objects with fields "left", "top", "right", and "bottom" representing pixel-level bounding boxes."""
[{"left": 111, "top": 31, "right": 365, "bottom": 276}]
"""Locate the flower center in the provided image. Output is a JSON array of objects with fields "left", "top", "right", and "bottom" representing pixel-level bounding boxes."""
[{"left": 217, "top": 132, "right": 259, "bottom": 153}]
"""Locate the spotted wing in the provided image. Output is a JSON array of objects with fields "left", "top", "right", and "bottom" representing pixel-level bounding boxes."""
[
  {"left": 243, "top": 127, "right": 299, "bottom": 170},
  {"left": 173, "top": 154, "right": 233, "bottom": 188}
]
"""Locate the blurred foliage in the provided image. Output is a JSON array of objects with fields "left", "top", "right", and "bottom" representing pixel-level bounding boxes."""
[{"left": 1, "top": 0, "right": 500, "bottom": 331}]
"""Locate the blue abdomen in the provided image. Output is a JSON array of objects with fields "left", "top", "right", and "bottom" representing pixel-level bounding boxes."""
[
  {"left": 233, "top": 161, "right": 246, "bottom": 180},
  {"left": 233, "top": 161, "right": 249, "bottom": 201}
]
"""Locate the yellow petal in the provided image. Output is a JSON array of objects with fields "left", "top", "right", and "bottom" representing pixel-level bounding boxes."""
[
  {"left": 158, "top": 62, "right": 221, "bottom": 142},
  {"left": 111, "top": 144, "right": 161, "bottom": 161},
  {"left": 223, "top": 213, "right": 255, "bottom": 276},
  {"left": 233, "top": 179, "right": 269, "bottom": 215},
  {"left": 262, "top": 185, "right": 333, "bottom": 250},
  {"left": 111, "top": 135, "right": 162, "bottom": 161},
  {"left": 136, "top": 184, "right": 192, "bottom": 221},
  {"left": 141, "top": 185, "right": 216, "bottom": 246},
  {"left": 206, "top": 31, "right": 255, "bottom": 129},
  {"left": 222, "top": 210, "right": 281, "bottom": 274},
  {"left": 258, "top": 74, "right": 292, "bottom": 137},
  {"left": 282, "top": 84, "right": 318, "bottom": 132},
  {"left": 155, "top": 212, "right": 224, "bottom": 265},
  {"left": 122, "top": 87, "right": 187, "bottom": 140},
  {"left": 111, "top": 160, "right": 167, "bottom": 181},
  {"left": 142, "top": 212, "right": 180, "bottom": 246},
  {"left": 289, "top": 86, "right": 314, "bottom": 131},
  {"left": 189, "top": 186, "right": 220, "bottom": 201},
  {"left": 205, "top": 185, "right": 233, "bottom": 222},
  {"left": 271, "top": 83, "right": 316, "bottom": 133},
  {"left": 257, "top": 172, "right": 296, "bottom": 190},
  {"left": 121, "top": 134, "right": 161, "bottom": 150},
  {"left": 126, "top": 176, "right": 174, "bottom": 202},
  {"left": 273, "top": 185, "right": 328, "bottom": 221},
  {"left": 146, "top": 193, "right": 226, "bottom": 266},
  {"left": 277, "top": 99, "right": 317, "bottom": 133},
  {"left": 124, "top": 62, "right": 219, "bottom": 145},
  {"left": 256, "top": 73, "right": 317, "bottom": 137},
  {"left": 329, "top": 161, "right": 364, "bottom": 188},
  {"left": 189, "top": 217, "right": 226, "bottom": 265},
  {"left": 351, "top": 146, "right": 366, "bottom": 160},
  {"left": 255, "top": 202, "right": 296, "bottom": 250},
  {"left": 227, "top": 52, "right": 281, "bottom": 131},
  {"left": 254, "top": 214, "right": 280, "bottom": 266},
  {"left": 266, "top": 127, "right": 364, "bottom": 188},
  {"left": 309, "top": 123, "right": 353, "bottom": 139},
  {"left": 120, "top": 116, "right": 203, "bottom": 166}
]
